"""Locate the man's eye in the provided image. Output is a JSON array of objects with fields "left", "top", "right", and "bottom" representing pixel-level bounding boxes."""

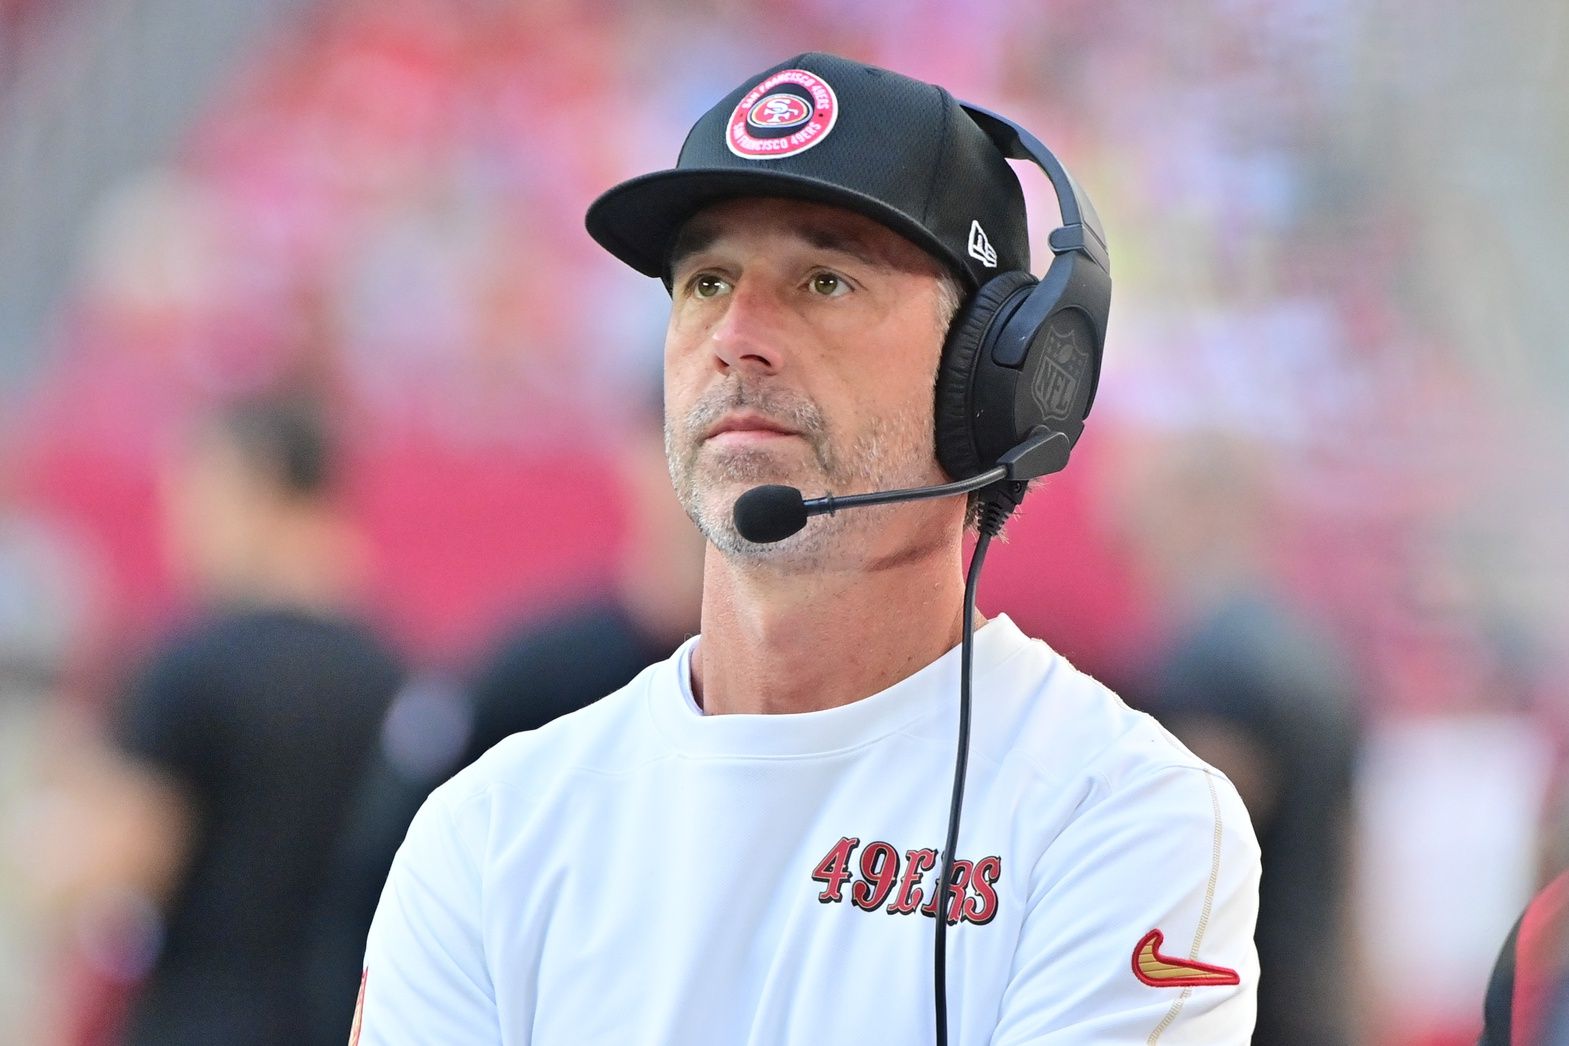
[
  {"left": 691, "top": 274, "right": 729, "bottom": 299},
  {"left": 810, "top": 272, "right": 849, "bottom": 297}
]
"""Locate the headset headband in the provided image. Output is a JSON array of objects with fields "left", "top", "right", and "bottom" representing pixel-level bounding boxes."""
[{"left": 959, "top": 103, "right": 1111, "bottom": 276}]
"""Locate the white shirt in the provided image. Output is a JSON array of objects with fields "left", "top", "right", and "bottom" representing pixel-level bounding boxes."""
[{"left": 359, "top": 615, "right": 1259, "bottom": 1044}]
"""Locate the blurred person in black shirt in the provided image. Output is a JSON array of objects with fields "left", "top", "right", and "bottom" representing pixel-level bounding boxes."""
[
  {"left": 1112, "top": 430, "right": 1360, "bottom": 1046},
  {"left": 305, "top": 399, "right": 703, "bottom": 1042},
  {"left": 30, "top": 395, "right": 403, "bottom": 1046}
]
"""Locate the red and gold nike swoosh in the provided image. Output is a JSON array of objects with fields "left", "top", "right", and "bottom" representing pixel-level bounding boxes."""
[{"left": 1131, "top": 929, "right": 1241, "bottom": 987}]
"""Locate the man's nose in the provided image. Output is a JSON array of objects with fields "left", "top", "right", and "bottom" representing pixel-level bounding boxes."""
[{"left": 709, "top": 283, "right": 787, "bottom": 376}]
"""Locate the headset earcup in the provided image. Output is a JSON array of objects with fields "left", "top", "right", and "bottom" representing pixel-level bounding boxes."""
[{"left": 935, "top": 271, "right": 1037, "bottom": 480}]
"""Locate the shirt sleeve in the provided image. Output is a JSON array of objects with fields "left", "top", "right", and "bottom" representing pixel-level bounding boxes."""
[
  {"left": 990, "top": 763, "right": 1260, "bottom": 1045},
  {"left": 357, "top": 780, "right": 502, "bottom": 1046}
]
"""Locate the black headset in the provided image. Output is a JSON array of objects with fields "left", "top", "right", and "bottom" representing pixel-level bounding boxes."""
[
  {"left": 924, "top": 107, "right": 1115, "bottom": 1046},
  {"left": 934, "top": 104, "right": 1112, "bottom": 486}
]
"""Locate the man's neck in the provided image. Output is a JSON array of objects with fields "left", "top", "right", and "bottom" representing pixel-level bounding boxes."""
[{"left": 690, "top": 534, "right": 982, "bottom": 716}]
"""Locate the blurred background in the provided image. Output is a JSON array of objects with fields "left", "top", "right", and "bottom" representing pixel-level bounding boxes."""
[{"left": 1, "top": 0, "right": 1566, "bottom": 1043}]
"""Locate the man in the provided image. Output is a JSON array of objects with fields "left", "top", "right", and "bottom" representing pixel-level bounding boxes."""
[
  {"left": 358, "top": 53, "right": 1259, "bottom": 1044},
  {"left": 30, "top": 395, "right": 404, "bottom": 1045},
  {"left": 1115, "top": 431, "right": 1357, "bottom": 1045}
]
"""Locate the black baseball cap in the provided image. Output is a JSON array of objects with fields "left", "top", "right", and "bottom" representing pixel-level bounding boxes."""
[{"left": 585, "top": 52, "right": 1029, "bottom": 288}]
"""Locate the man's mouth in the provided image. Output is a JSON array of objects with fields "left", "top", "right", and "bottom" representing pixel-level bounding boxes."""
[{"left": 704, "top": 412, "right": 803, "bottom": 443}]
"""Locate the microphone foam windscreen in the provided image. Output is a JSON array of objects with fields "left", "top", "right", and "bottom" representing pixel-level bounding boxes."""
[{"left": 732, "top": 485, "right": 808, "bottom": 544}]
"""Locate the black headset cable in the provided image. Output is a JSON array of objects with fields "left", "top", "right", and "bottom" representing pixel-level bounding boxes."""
[{"left": 933, "top": 484, "right": 1021, "bottom": 1046}]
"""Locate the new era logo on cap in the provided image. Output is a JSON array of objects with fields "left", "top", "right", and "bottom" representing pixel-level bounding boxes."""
[{"left": 967, "top": 220, "right": 998, "bottom": 268}]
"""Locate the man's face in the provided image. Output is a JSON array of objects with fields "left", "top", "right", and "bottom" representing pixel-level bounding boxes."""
[{"left": 663, "top": 197, "right": 956, "bottom": 560}]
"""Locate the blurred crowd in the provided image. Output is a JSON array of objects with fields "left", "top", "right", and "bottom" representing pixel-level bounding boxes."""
[{"left": 1, "top": 1, "right": 1566, "bottom": 1044}]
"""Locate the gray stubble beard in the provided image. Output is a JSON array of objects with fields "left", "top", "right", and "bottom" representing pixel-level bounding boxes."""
[{"left": 665, "top": 380, "right": 934, "bottom": 563}]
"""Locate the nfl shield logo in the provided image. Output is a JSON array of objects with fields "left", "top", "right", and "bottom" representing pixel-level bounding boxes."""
[{"left": 1031, "top": 321, "right": 1088, "bottom": 421}]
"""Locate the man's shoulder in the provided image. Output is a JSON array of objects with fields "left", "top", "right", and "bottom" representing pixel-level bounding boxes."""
[
  {"left": 976, "top": 621, "right": 1209, "bottom": 790},
  {"left": 441, "top": 654, "right": 675, "bottom": 802},
  {"left": 983, "top": 629, "right": 1259, "bottom": 930}
]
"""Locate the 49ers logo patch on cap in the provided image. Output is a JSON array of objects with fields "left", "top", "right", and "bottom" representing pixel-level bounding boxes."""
[{"left": 727, "top": 69, "right": 838, "bottom": 159}]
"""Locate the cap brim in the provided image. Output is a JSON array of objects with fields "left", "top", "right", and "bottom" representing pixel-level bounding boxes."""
[{"left": 585, "top": 167, "right": 973, "bottom": 285}]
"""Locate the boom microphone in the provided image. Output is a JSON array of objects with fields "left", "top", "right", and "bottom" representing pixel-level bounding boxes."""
[
  {"left": 733, "top": 485, "right": 809, "bottom": 544},
  {"left": 731, "top": 428, "right": 1070, "bottom": 544}
]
